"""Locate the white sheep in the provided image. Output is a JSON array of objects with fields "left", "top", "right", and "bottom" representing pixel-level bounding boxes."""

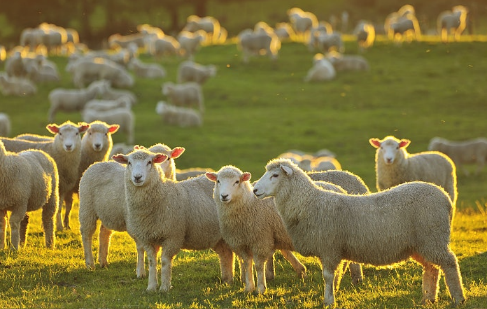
[
  {"left": 253, "top": 158, "right": 466, "bottom": 307},
  {"left": 177, "top": 60, "right": 216, "bottom": 85},
  {"left": 145, "top": 35, "right": 180, "bottom": 58},
  {"left": 177, "top": 30, "right": 206, "bottom": 59},
  {"left": 127, "top": 57, "right": 166, "bottom": 79},
  {"left": 1, "top": 121, "right": 89, "bottom": 231},
  {"left": 353, "top": 20, "right": 375, "bottom": 52},
  {"left": 176, "top": 167, "right": 215, "bottom": 181},
  {"left": 206, "top": 166, "right": 306, "bottom": 294},
  {"left": 99, "top": 82, "right": 137, "bottom": 105},
  {"left": 183, "top": 15, "right": 221, "bottom": 44},
  {"left": 84, "top": 96, "right": 132, "bottom": 112},
  {"left": 162, "top": 81, "right": 204, "bottom": 113},
  {"left": 108, "top": 33, "right": 146, "bottom": 49},
  {"left": 109, "top": 142, "right": 135, "bottom": 158},
  {"left": 48, "top": 80, "right": 108, "bottom": 122},
  {"left": 325, "top": 51, "right": 370, "bottom": 72},
  {"left": 437, "top": 6, "right": 469, "bottom": 42},
  {"left": 370, "top": 136, "right": 457, "bottom": 206},
  {"left": 0, "top": 141, "right": 59, "bottom": 250},
  {"left": 0, "top": 113, "right": 11, "bottom": 137},
  {"left": 79, "top": 144, "right": 184, "bottom": 277},
  {"left": 304, "top": 53, "right": 336, "bottom": 82},
  {"left": 112, "top": 148, "right": 235, "bottom": 292},
  {"left": 82, "top": 107, "right": 134, "bottom": 144},
  {"left": 155, "top": 101, "right": 202, "bottom": 128},
  {"left": 71, "top": 57, "right": 134, "bottom": 88},
  {"left": 237, "top": 29, "right": 281, "bottom": 63},
  {"left": 273, "top": 22, "right": 296, "bottom": 41},
  {"left": 428, "top": 137, "right": 487, "bottom": 176},
  {"left": 287, "top": 7, "right": 318, "bottom": 42},
  {"left": 0, "top": 73, "right": 37, "bottom": 96}
]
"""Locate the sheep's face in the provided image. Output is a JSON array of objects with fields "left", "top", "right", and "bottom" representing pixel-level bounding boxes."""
[
  {"left": 84, "top": 123, "right": 119, "bottom": 152},
  {"left": 113, "top": 150, "right": 168, "bottom": 187},
  {"left": 47, "top": 122, "right": 88, "bottom": 152},
  {"left": 206, "top": 167, "right": 251, "bottom": 204},
  {"left": 253, "top": 164, "right": 291, "bottom": 199},
  {"left": 148, "top": 145, "right": 185, "bottom": 179},
  {"left": 370, "top": 137, "right": 410, "bottom": 165}
]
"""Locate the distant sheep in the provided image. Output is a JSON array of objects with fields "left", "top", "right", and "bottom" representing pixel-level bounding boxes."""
[
  {"left": 326, "top": 51, "right": 370, "bottom": 72},
  {"left": 177, "top": 60, "right": 216, "bottom": 85},
  {"left": 176, "top": 167, "right": 215, "bottom": 181},
  {"left": 128, "top": 58, "right": 166, "bottom": 79},
  {"left": 0, "top": 141, "right": 59, "bottom": 250},
  {"left": 0, "top": 113, "right": 11, "bottom": 137},
  {"left": 237, "top": 29, "right": 281, "bottom": 63},
  {"left": 353, "top": 20, "right": 375, "bottom": 52},
  {"left": 438, "top": 6, "right": 469, "bottom": 42},
  {"left": 156, "top": 101, "right": 202, "bottom": 127},
  {"left": 0, "top": 74, "right": 37, "bottom": 96},
  {"left": 287, "top": 7, "right": 318, "bottom": 41},
  {"left": 428, "top": 137, "right": 487, "bottom": 176},
  {"left": 304, "top": 53, "right": 336, "bottom": 82},
  {"left": 162, "top": 81, "right": 204, "bottom": 113},
  {"left": 370, "top": 136, "right": 457, "bottom": 206},
  {"left": 253, "top": 158, "right": 465, "bottom": 307},
  {"left": 183, "top": 15, "right": 221, "bottom": 44},
  {"left": 84, "top": 96, "right": 132, "bottom": 112},
  {"left": 71, "top": 57, "right": 134, "bottom": 88},
  {"left": 178, "top": 30, "right": 206, "bottom": 59},
  {"left": 82, "top": 108, "right": 134, "bottom": 144},
  {"left": 145, "top": 35, "right": 180, "bottom": 58}
]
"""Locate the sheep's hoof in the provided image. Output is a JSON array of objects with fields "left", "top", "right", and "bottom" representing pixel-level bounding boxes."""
[
  {"left": 159, "top": 285, "right": 172, "bottom": 293},
  {"left": 146, "top": 286, "right": 157, "bottom": 293}
]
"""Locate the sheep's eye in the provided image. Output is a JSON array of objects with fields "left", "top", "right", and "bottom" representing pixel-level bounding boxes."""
[
  {"left": 128, "top": 162, "right": 132, "bottom": 166},
  {"left": 217, "top": 180, "right": 220, "bottom": 184},
  {"left": 147, "top": 161, "right": 152, "bottom": 166},
  {"left": 272, "top": 174, "right": 279, "bottom": 178},
  {"left": 234, "top": 180, "right": 239, "bottom": 185},
  {"left": 396, "top": 146, "right": 399, "bottom": 150},
  {"left": 76, "top": 132, "right": 79, "bottom": 135}
]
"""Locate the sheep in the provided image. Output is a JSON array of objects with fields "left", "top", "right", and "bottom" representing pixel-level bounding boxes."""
[
  {"left": 325, "top": 51, "right": 370, "bottom": 72},
  {"left": 353, "top": 20, "right": 375, "bottom": 52},
  {"left": 112, "top": 148, "right": 235, "bottom": 292},
  {"left": 0, "top": 113, "right": 11, "bottom": 137},
  {"left": 48, "top": 80, "right": 108, "bottom": 122},
  {"left": 99, "top": 83, "right": 137, "bottom": 105},
  {"left": 370, "top": 136, "right": 457, "bottom": 206},
  {"left": 237, "top": 29, "right": 281, "bottom": 63},
  {"left": 177, "top": 60, "right": 216, "bottom": 85},
  {"left": 0, "top": 141, "right": 59, "bottom": 250},
  {"left": 82, "top": 108, "right": 134, "bottom": 144},
  {"left": 304, "top": 53, "right": 336, "bottom": 82},
  {"left": 385, "top": 9, "right": 421, "bottom": 43},
  {"left": 287, "top": 7, "right": 318, "bottom": 41},
  {"left": 71, "top": 57, "right": 134, "bottom": 88},
  {"left": 252, "top": 158, "right": 466, "bottom": 307},
  {"left": 428, "top": 137, "right": 487, "bottom": 176},
  {"left": 155, "top": 101, "right": 202, "bottom": 127},
  {"left": 79, "top": 144, "right": 184, "bottom": 277},
  {"left": 183, "top": 15, "right": 221, "bottom": 44},
  {"left": 127, "top": 57, "right": 166, "bottom": 79},
  {"left": 274, "top": 22, "right": 296, "bottom": 41},
  {"left": 437, "top": 6, "right": 469, "bottom": 42},
  {"left": 109, "top": 142, "right": 135, "bottom": 158},
  {"left": 0, "top": 74, "right": 37, "bottom": 96},
  {"left": 177, "top": 30, "right": 206, "bottom": 59},
  {"left": 307, "top": 22, "right": 334, "bottom": 51},
  {"left": 145, "top": 35, "right": 180, "bottom": 58},
  {"left": 108, "top": 33, "right": 146, "bottom": 49},
  {"left": 162, "top": 81, "right": 204, "bottom": 113},
  {"left": 206, "top": 166, "right": 306, "bottom": 293},
  {"left": 176, "top": 167, "right": 215, "bottom": 181},
  {"left": 84, "top": 96, "right": 132, "bottom": 112},
  {"left": 1, "top": 121, "right": 89, "bottom": 231}
]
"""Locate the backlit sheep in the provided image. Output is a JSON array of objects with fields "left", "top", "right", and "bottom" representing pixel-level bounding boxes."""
[
  {"left": 82, "top": 108, "right": 134, "bottom": 144},
  {"left": 304, "top": 53, "right": 336, "bottom": 82},
  {"left": 0, "top": 74, "right": 37, "bottom": 96},
  {"left": 437, "top": 6, "right": 469, "bottom": 42},
  {"left": 237, "top": 29, "right": 281, "bottom": 63},
  {"left": 156, "top": 101, "right": 202, "bottom": 127},
  {"left": 128, "top": 58, "right": 166, "bottom": 79},
  {"left": 177, "top": 60, "right": 216, "bottom": 85},
  {"left": 162, "top": 81, "right": 204, "bottom": 113}
]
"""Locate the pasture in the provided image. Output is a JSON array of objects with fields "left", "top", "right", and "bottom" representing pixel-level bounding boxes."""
[{"left": 1, "top": 37, "right": 487, "bottom": 308}]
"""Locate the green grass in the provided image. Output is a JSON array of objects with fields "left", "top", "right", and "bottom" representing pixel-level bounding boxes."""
[{"left": 1, "top": 38, "right": 487, "bottom": 308}]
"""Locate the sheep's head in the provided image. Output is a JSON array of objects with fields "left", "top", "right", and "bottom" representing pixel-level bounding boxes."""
[
  {"left": 206, "top": 166, "right": 251, "bottom": 204},
  {"left": 47, "top": 121, "right": 89, "bottom": 152},
  {"left": 113, "top": 150, "right": 168, "bottom": 187},
  {"left": 84, "top": 121, "right": 119, "bottom": 152},
  {"left": 253, "top": 159, "right": 296, "bottom": 199},
  {"left": 369, "top": 136, "right": 410, "bottom": 165}
]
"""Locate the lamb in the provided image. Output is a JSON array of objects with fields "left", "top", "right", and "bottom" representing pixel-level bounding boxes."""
[
  {"left": 0, "top": 74, "right": 37, "bottom": 96},
  {"left": 252, "top": 158, "right": 466, "bottom": 307},
  {"left": 82, "top": 108, "right": 134, "bottom": 144},
  {"left": 0, "top": 113, "right": 11, "bottom": 137},
  {"left": 428, "top": 137, "right": 487, "bottom": 176},
  {"left": 0, "top": 141, "right": 59, "bottom": 250},
  {"left": 155, "top": 101, "right": 202, "bottom": 127},
  {"left": 177, "top": 60, "right": 216, "bottom": 85},
  {"left": 84, "top": 96, "right": 132, "bottom": 112},
  {"left": 127, "top": 57, "right": 166, "bottom": 79},
  {"left": 48, "top": 80, "right": 108, "bottom": 122},
  {"left": 79, "top": 144, "right": 184, "bottom": 277},
  {"left": 370, "top": 136, "right": 457, "bottom": 206},
  {"left": 112, "top": 148, "right": 235, "bottom": 292},
  {"left": 325, "top": 51, "right": 370, "bottom": 72},
  {"left": 304, "top": 53, "right": 336, "bottom": 82},
  {"left": 206, "top": 166, "right": 306, "bottom": 294},
  {"left": 177, "top": 30, "right": 206, "bottom": 59},
  {"left": 237, "top": 29, "right": 281, "bottom": 63},
  {"left": 1, "top": 121, "right": 89, "bottom": 231},
  {"left": 162, "top": 81, "right": 204, "bottom": 113}
]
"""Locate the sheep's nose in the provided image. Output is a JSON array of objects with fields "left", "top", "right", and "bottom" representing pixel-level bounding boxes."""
[
  {"left": 134, "top": 175, "right": 142, "bottom": 182},
  {"left": 253, "top": 189, "right": 258, "bottom": 194},
  {"left": 94, "top": 143, "right": 101, "bottom": 148},
  {"left": 221, "top": 194, "right": 228, "bottom": 201},
  {"left": 65, "top": 144, "right": 73, "bottom": 151}
]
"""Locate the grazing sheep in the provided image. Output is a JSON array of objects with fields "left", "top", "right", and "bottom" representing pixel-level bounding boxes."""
[
  {"left": 353, "top": 20, "right": 375, "bottom": 52},
  {"left": 437, "top": 6, "right": 469, "bottom": 42},
  {"left": 99, "top": 83, "right": 137, "bottom": 105},
  {"left": 307, "top": 22, "right": 333, "bottom": 51},
  {"left": 237, "top": 29, "right": 281, "bottom": 63},
  {"left": 253, "top": 158, "right": 466, "bottom": 307},
  {"left": 82, "top": 108, "right": 134, "bottom": 144},
  {"left": 84, "top": 96, "right": 132, "bottom": 112},
  {"left": 48, "top": 80, "right": 108, "bottom": 122},
  {"left": 1, "top": 121, "right": 88, "bottom": 231},
  {"left": 304, "top": 53, "right": 336, "bottom": 82},
  {"left": 145, "top": 35, "right": 180, "bottom": 58},
  {"left": 178, "top": 30, "right": 206, "bottom": 59},
  {"left": 0, "top": 113, "right": 11, "bottom": 137},
  {"left": 79, "top": 144, "right": 184, "bottom": 277},
  {"left": 428, "top": 137, "right": 487, "bottom": 176},
  {"left": 0, "top": 74, "right": 37, "bottom": 96},
  {"left": 0, "top": 141, "right": 59, "bottom": 250},
  {"left": 177, "top": 60, "right": 216, "bottom": 85},
  {"left": 206, "top": 166, "right": 306, "bottom": 294},
  {"left": 370, "top": 136, "right": 457, "bottom": 206},
  {"left": 176, "top": 167, "right": 215, "bottom": 181},
  {"left": 112, "top": 149, "right": 235, "bottom": 292},
  {"left": 385, "top": 7, "right": 421, "bottom": 43},
  {"left": 128, "top": 58, "right": 166, "bottom": 79},
  {"left": 71, "top": 57, "right": 134, "bottom": 88},
  {"left": 325, "top": 51, "right": 370, "bottom": 72},
  {"left": 108, "top": 33, "right": 146, "bottom": 49},
  {"left": 183, "top": 15, "right": 221, "bottom": 44},
  {"left": 162, "top": 81, "right": 204, "bottom": 113},
  {"left": 274, "top": 22, "right": 296, "bottom": 41},
  {"left": 155, "top": 101, "right": 202, "bottom": 127},
  {"left": 287, "top": 7, "right": 318, "bottom": 41}
]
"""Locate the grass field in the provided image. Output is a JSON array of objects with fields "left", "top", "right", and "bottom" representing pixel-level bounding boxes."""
[{"left": 1, "top": 36, "right": 487, "bottom": 308}]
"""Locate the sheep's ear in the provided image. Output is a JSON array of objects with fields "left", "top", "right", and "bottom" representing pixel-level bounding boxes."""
[
  {"left": 134, "top": 145, "right": 145, "bottom": 150},
  {"left": 399, "top": 139, "right": 411, "bottom": 148},
  {"left": 108, "top": 125, "right": 120, "bottom": 133},
  {"left": 78, "top": 122, "right": 90, "bottom": 133},
  {"left": 241, "top": 172, "right": 251, "bottom": 182},
  {"left": 369, "top": 138, "right": 381, "bottom": 148},
  {"left": 153, "top": 154, "right": 168, "bottom": 164},
  {"left": 46, "top": 124, "right": 60, "bottom": 134},
  {"left": 280, "top": 165, "right": 293, "bottom": 176},
  {"left": 170, "top": 147, "right": 185, "bottom": 159},
  {"left": 113, "top": 154, "right": 129, "bottom": 164},
  {"left": 206, "top": 172, "right": 218, "bottom": 182}
]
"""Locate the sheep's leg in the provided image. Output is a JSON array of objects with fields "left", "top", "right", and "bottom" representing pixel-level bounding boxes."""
[
  {"left": 98, "top": 224, "right": 113, "bottom": 268},
  {"left": 435, "top": 250, "right": 466, "bottom": 305},
  {"left": 145, "top": 244, "right": 159, "bottom": 292},
  {"left": 63, "top": 193, "right": 74, "bottom": 230},
  {"left": 348, "top": 263, "right": 363, "bottom": 285},
  {"left": 265, "top": 254, "right": 275, "bottom": 281},
  {"left": 280, "top": 249, "right": 306, "bottom": 278},
  {"left": 42, "top": 189, "right": 58, "bottom": 249},
  {"left": 56, "top": 197, "right": 64, "bottom": 231},
  {"left": 0, "top": 209, "right": 7, "bottom": 249},
  {"left": 320, "top": 258, "right": 340, "bottom": 307},
  {"left": 79, "top": 210, "right": 98, "bottom": 269},
  {"left": 135, "top": 240, "right": 146, "bottom": 278},
  {"left": 9, "top": 209, "right": 26, "bottom": 250},
  {"left": 19, "top": 213, "right": 29, "bottom": 248},
  {"left": 160, "top": 245, "right": 179, "bottom": 292},
  {"left": 237, "top": 251, "right": 255, "bottom": 293},
  {"left": 254, "top": 255, "right": 267, "bottom": 294},
  {"left": 213, "top": 240, "right": 235, "bottom": 284}
]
